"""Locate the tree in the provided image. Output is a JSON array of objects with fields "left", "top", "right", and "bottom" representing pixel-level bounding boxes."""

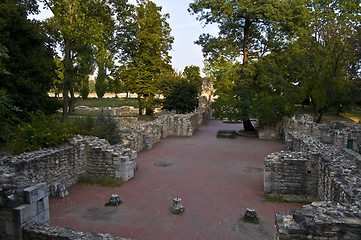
[
  {"left": 0, "top": 44, "right": 9, "bottom": 75},
  {"left": 42, "top": 0, "right": 116, "bottom": 120},
  {"left": 0, "top": 90, "right": 20, "bottom": 142},
  {"left": 189, "top": 0, "right": 309, "bottom": 129},
  {"left": 95, "top": 62, "right": 108, "bottom": 98},
  {"left": 183, "top": 65, "right": 203, "bottom": 92},
  {"left": 116, "top": 0, "right": 174, "bottom": 115},
  {"left": 295, "top": 0, "right": 361, "bottom": 122},
  {"left": 53, "top": 57, "right": 64, "bottom": 98},
  {"left": 160, "top": 70, "right": 199, "bottom": 114},
  {"left": 0, "top": 0, "right": 57, "bottom": 114}
]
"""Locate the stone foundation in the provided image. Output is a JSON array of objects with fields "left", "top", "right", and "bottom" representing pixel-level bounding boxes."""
[
  {"left": 276, "top": 202, "right": 361, "bottom": 240},
  {"left": 23, "top": 223, "right": 131, "bottom": 240},
  {"left": 0, "top": 110, "right": 208, "bottom": 239},
  {"left": 265, "top": 115, "right": 361, "bottom": 239}
]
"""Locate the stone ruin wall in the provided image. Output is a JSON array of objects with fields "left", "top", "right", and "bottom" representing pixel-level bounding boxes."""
[
  {"left": 264, "top": 115, "right": 361, "bottom": 239},
  {"left": 73, "top": 105, "right": 165, "bottom": 117},
  {"left": 0, "top": 110, "right": 208, "bottom": 240}
]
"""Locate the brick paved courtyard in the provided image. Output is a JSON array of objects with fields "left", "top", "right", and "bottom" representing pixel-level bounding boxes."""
[{"left": 50, "top": 121, "right": 303, "bottom": 240}]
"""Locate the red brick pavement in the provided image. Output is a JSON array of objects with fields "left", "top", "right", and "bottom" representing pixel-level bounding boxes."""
[{"left": 50, "top": 121, "right": 303, "bottom": 240}]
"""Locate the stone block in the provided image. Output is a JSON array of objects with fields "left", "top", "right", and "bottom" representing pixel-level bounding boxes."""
[
  {"left": 24, "top": 183, "right": 47, "bottom": 204},
  {"left": 36, "top": 196, "right": 49, "bottom": 214},
  {"left": 33, "top": 209, "right": 50, "bottom": 224},
  {"left": 5, "top": 221, "right": 22, "bottom": 237},
  {"left": 13, "top": 202, "right": 37, "bottom": 225}
]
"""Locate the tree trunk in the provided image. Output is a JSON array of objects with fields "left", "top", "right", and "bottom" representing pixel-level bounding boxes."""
[
  {"left": 69, "top": 81, "right": 76, "bottom": 114},
  {"left": 243, "top": 119, "right": 256, "bottom": 131},
  {"left": 316, "top": 107, "right": 326, "bottom": 123},
  {"left": 241, "top": 17, "right": 254, "bottom": 131},
  {"left": 62, "top": 38, "right": 71, "bottom": 122},
  {"left": 243, "top": 17, "right": 251, "bottom": 66},
  {"left": 138, "top": 96, "right": 143, "bottom": 116}
]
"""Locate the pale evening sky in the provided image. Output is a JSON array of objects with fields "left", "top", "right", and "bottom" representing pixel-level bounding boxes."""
[{"left": 33, "top": 0, "right": 219, "bottom": 76}]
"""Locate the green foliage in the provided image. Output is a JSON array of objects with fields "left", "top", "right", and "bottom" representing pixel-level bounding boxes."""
[
  {"left": 242, "top": 217, "right": 260, "bottom": 224},
  {"left": 9, "top": 112, "right": 71, "bottom": 155},
  {"left": 95, "top": 63, "right": 108, "bottom": 98},
  {"left": 79, "top": 176, "right": 123, "bottom": 188},
  {"left": 160, "top": 66, "right": 202, "bottom": 114},
  {"left": 93, "top": 114, "right": 121, "bottom": 144},
  {"left": 0, "top": 44, "right": 9, "bottom": 75},
  {"left": 42, "top": 0, "right": 117, "bottom": 119},
  {"left": 117, "top": 0, "right": 174, "bottom": 113},
  {"left": 79, "top": 75, "right": 90, "bottom": 99},
  {"left": 263, "top": 194, "right": 312, "bottom": 204},
  {"left": 161, "top": 72, "right": 199, "bottom": 114},
  {"left": 190, "top": 0, "right": 309, "bottom": 125},
  {"left": 66, "top": 114, "right": 122, "bottom": 145},
  {"left": 183, "top": 65, "right": 203, "bottom": 92},
  {"left": 75, "top": 98, "right": 139, "bottom": 108},
  {"left": 0, "top": 90, "right": 20, "bottom": 142},
  {"left": 52, "top": 57, "right": 64, "bottom": 97},
  {"left": 0, "top": 0, "right": 57, "bottom": 114}
]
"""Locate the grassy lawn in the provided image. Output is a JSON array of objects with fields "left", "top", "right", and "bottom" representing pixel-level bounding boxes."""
[
  {"left": 295, "top": 105, "right": 361, "bottom": 123},
  {"left": 75, "top": 97, "right": 139, "bottom": 108}
]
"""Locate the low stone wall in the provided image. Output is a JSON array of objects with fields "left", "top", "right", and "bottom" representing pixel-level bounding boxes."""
[
  {"left": 266, "top": 115, "right": 361, "bottom": 239},
  {"left": 121, "top": 112, "right": 204, "bottom": 151},
  {"left": 23, "top": 223, "right": 131, "bottom": 240},
  {"left": 0, "top": 110, "right": 208, "bottom": 239},
  {"left": 74, "top": 105, "right": 165, "bottom": 117},
  {"left": 276, "top": 202, "right": 361, "bottom": 240},
  {"left": 264, "top": 151, "right": 318, "bottom": 196}
]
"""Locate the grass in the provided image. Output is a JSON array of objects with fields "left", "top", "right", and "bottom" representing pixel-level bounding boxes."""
[
  {"left": 75, "top": 97, "right": 139, "bottom": 108},
  {"left": 294, "top": 105, "right": 359, "bottom": 123},
  {"left": 263, "top": 194, "right": 312, "bottom": 204},
  {"left": 216, "top": 130, "right": 237, "bottom": 138},
  {"left": 78, "top": 177, "right": 123, "bottom": 187},
  {"left": 242, "top": 217, "right": 260, "bottom": 224}
]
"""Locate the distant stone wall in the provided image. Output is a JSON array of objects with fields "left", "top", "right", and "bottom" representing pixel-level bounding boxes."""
[
  {"left": 121, "top": 112, "right": 204, "bottom": 152},
  {"left": 74, "top": 105, "right": 165, "bottom": 117}
]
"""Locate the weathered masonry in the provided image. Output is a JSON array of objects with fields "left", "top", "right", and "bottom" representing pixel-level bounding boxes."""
[
  {"left": 265, "top": 115, "right": 361, "bottom": 239},
  {"left": 0, "top": 110, "right": 210, "bottom": 240}
]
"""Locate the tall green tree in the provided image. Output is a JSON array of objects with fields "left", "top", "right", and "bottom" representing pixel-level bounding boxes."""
[
  {"left": 160, "top": 69, "right": 200, "bottom": 114},
  {"left": 0, "top": 44, "right": 9, "bottom": 75},
  {"left": 183, "top": 65, "right": 203, "bottom": 92},
  {"left": 189, "top": 0, "right": 309, "bottom": 129},
  {"left": 295, "top": 0, "right": 361, "bottom": 122},
  {"left": 117, "top": 0, "right": 174, "bottom": 115},
  {"left": 0, "top": 0, "right": 57, "bottom": 114},
  {"left": 42, "top": 0, "right": 116, "bottom": 120}
]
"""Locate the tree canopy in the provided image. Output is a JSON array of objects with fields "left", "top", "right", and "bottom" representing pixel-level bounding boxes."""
[
  {"left": 116, "top": 0, "right": 174, "bottom": 115},
  {"left": 0, "top": 0, "right": 57, "bottom": 114},
  {"left": 42, "top": 0, "right": 117, "bottom": 120},
  {"left": 189, "top": 0, "right": 309, "bottom": 127}
]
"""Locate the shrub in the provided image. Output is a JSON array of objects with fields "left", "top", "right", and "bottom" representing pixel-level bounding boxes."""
[
  {"left": 163, "top": 79, "right": 199, "bottom": 114},
  {"left": 9, "top": 112, "right": 71, "bottom": 155},
  {"left": 67, "top": 114, "right": 122, "bottom": 145}
]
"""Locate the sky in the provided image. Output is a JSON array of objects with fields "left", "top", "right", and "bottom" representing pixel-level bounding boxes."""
[{"left": 32, "top": 0, "right": 219, "bottom": 76}]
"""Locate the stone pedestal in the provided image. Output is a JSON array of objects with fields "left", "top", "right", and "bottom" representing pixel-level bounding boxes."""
[
  {"left": 170, "top": 197, "right": 184, "bottom": 214},
  {"left": 244, "top": 208, "right": 257, "bottom": 221},
  {"left": 109, "top": 194, "right": 122, "bottom": 206}
]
